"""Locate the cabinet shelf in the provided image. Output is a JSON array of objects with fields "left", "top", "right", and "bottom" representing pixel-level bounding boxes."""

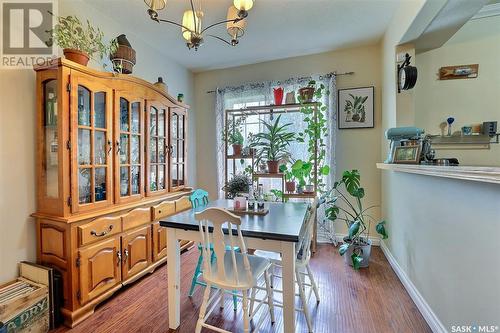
[
  {"left": 429, "top": 134, "right": 499, "bottom": 149},
  {"left": 227, "top": 154, "right": 254, "bottom": 159}
]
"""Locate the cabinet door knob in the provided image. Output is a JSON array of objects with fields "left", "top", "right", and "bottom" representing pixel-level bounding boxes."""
[
  {"left": 115, "top": 140, "right": 121, "bottom": 154},
  {"left": 123, "top": 249, "right": 129, "bottom": 262},
  {"left": 107, "top": 140, "right": 112, "bottom": 155},
  {"left": 117, "top": 251, "right": 122, "bottom": 265}
]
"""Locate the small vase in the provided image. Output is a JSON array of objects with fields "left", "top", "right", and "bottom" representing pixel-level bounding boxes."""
[
  {"left": 285, "top": 181, "right": 296, "bottom": 193},
  {"left": 267, "top": 161, "right": 279, "bottom": 173},
  {"left": 273, "top": 87, "right": 284, "bottom": 105},
  {"left": 63, "top": 48, "right": 90, "bottom": 66}
]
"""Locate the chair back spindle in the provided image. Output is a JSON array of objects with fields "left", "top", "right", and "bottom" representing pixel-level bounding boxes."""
[{"left": 296, "top": 198, "right": 318, "bottom": 265}]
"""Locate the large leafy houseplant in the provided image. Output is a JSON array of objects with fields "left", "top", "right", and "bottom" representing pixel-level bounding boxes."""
[
  {"left": 323, "top": 170, "right": 388, "bottom": 270},
  {"left": 250, "top": 115, "right": 295, "bottom": 173},
  {"left": 296, "top": 80, "right": 330, "bottom": 193},
  {"left": 46, "top": 15, "right": 118, "bottom": 66}
]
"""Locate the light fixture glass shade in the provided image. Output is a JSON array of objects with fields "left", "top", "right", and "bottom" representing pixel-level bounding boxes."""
[
  {"left": 233, "top": 0, "right": 253, "bottom": 11},
  {"left": 144, "top": 0, "right": 166, "bottom": 11},
  {"left": 182, "top": 10, "right": 202, "bottom": 41},
  {"left": 227, "top": 6, "right": 246, "bottom": 39}
]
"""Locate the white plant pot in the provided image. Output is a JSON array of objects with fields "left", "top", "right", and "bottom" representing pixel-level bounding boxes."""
[{"left": 344, "top": 239, "right": 372, "bottom": 268}]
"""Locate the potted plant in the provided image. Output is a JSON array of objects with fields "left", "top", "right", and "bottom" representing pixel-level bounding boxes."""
[
  {"left": 279, "top": 164, "right": 296, "bottom": 193},
  {"left": 290, "top": 159, "right": 314, "bottom": 193},
  {"left": 223, "top": 117, "right": 245, "bottom": 156},
  {"left": 47, "top": 15, "right": 118, "bottom": 66},
  {"left": 223, "top": 174, "right": 250, "bottom": 199},
  {"left": 323, "top": 170, "right": 388, "bottom": 270},
  {"left": 296, "top": 80, "right": 330, "bottom": 194},
  {"left": 250, "top": 115, "right": 295, "bottom": 173},
  {"left": 298, "top": 80, "right": 316, "bottom": 103}
]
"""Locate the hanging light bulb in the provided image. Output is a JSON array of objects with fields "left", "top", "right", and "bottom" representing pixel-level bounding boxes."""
[
  {"left": 233, "top": 0, "right": 253, "bottom": 11},
  {"left": 144, "top": 0, "right": 166, "bottom": 11},
  {"left": 227, "top": 6, "right": 246, "bottom": 45},
  {"left": 181, "top": 10, "right": 200, "bottom": 41}
]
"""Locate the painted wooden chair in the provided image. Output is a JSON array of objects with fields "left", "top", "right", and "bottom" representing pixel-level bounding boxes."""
[
  {"left": 188, "top": 189, "right": 238, "bottom": 310},
  {"left": 194, "top": 208, "right": 275, "bottom": 333},
  {"left": 253, "top": 198, "right": 320, "bottom": 333}
]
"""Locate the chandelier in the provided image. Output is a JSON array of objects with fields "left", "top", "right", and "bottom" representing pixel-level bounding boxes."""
[{"left": 144, "top": 0, "right": 254, "bottom": 50}]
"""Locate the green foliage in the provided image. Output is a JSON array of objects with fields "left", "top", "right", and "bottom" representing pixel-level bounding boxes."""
[
  {"left": 322, "top": 169, "right": 389, "bottom": 270},
  {"left": 297, "top": 81, "right": 330, "bottom": 192},
  {"left": 46, "top": 15, "right": 117, "bottom": 60},
  {"left": 223, "top": 174, "right": 250, "bottom": 199},
  {"left": 250, "top": 115, "right": 295, "bottom": 164},
  {"left": 223, "top": 116, "right": 245, "bottom": 146},
  {"left": 291, "top": 159, "right": 312, "bottom": 186}
]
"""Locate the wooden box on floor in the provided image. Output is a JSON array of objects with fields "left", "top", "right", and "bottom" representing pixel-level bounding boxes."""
[
  {"left": 0, "top": 278, "right": 49, "bottom": 333},
  {"left": 31, "top": 58, "right": 194, "bottom": 327}
]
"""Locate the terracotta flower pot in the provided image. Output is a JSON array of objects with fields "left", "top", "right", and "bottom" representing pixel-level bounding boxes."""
[
  {"left": 232, "top": 144, "right": 242, "bottom": 156},
  {"left": 285, "top": 181, "right": 296, "bottom": 193},
  {"left": 63, "top": 48, "right": 90, "bottom": 66},
  {"left": 267, "top": 160, "right": 279, "bottom": 173},
  {"left": 298, "top": 87, "right": 315, "bottom": 103}
]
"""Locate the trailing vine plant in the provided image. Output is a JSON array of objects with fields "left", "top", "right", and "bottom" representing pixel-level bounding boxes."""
[{"left": 296, "top": 80, "right": 330, "bottom": 193}]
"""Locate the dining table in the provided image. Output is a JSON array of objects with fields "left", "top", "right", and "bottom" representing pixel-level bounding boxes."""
[{"left": 159, "top": 199, "right": 309, "bottom": 332}]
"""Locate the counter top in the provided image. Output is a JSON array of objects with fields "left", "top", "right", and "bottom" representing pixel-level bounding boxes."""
[{"left": 376, "top": 163, "right": 500, "bottom": 185}]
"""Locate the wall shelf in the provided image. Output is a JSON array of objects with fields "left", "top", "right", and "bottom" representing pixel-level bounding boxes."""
[
  {"left": 429, "top": 134, "right": 499, "bottom": 150},
  {"left": 377, "top": 163, "right": 500, "bottom": 185}
]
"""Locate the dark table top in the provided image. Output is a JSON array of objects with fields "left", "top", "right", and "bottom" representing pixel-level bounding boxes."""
[{"left": 159, "top": 199, "right": 308, "bottom": 242}]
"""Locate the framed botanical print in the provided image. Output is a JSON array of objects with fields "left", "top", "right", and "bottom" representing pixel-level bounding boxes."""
[{"left": 338, "top": 86, "right": 374, "bottom": 129}]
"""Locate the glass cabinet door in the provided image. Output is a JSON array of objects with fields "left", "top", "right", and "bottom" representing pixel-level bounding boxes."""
[
  {"left": 170, "top": 108, "right": 186, "bottom": 190},
  {"left": 146, "top": 102, "right": 169, "bottom": 196},
  {"left": 71, "top": 74, "right": 113, "bottom": 212},
  {"left": 115, "top": 94, "right": 144, "bottom": 203}
]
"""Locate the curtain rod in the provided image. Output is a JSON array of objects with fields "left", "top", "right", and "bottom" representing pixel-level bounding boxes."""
[{"left": 205, "top": 71, "right": 355, "bottom": 94}]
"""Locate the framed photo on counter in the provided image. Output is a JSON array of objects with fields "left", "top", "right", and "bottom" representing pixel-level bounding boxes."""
[{"left": 393, "top": 145, "right": 421, "bottom": 164}]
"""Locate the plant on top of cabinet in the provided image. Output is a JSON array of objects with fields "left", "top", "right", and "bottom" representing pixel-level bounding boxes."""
[
  {"left": 250, "top": 115, "right": 295, "bottom": 173},
  {"left": 323, "top": 169, "right": 388, "bottom": 270},
  {"left": 46, "top": 15, "right": 118, "bottom": 66},
  {"left": 296, "top": 80, "right": 330, "bottom": 193}
]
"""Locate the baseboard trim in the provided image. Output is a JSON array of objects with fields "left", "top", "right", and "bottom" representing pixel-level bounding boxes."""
[
  {"left": 332, "top": 233, "right": 381, "bottom": 246},
  {"left": 380, "top": 241, "right": 447, "bottom": 333}
]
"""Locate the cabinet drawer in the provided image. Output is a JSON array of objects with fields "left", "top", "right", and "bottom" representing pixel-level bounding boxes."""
[
  {"left": 78, "top": 216, "right": 121, "bottom": 246},
  {"left": 152, "top": 200, "right": 175, "bottom": 220},
  {"left": 122, "top": 207, "right": 152, "bottom": 231},
  {"left": 175, "top": 196, "right": 192, "bottom": 212}
]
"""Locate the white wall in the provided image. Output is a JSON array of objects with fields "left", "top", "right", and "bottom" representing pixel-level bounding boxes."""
[
  {"left": 381, "top": 0, "right": 500, "bottom": 330},
  {"left": 415, "top": 15, "right": 500, "bottom": 166},
  {"left": 194, "top": 44, "right": 383, "bottom": 235},
  {"left": 0, "top": 0, "right": 195, "bottom": 283}
]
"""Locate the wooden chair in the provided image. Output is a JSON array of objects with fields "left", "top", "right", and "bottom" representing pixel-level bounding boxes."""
[
  {"left": 189, "top": 189, "right": 209, "bottom": 208},
  {"left": 188, "top": 190, "right": 238, "bottom": 310},
  {"left": 253, "top": 199, "right": 320, "bottom": 333},
  {"left": 195, "top": 208, "right": 275, "bottom": 333}
]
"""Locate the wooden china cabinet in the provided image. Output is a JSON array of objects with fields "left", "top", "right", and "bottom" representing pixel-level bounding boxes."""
[{"left": 32, "top": 58, "right": 193, "bottom": 327}]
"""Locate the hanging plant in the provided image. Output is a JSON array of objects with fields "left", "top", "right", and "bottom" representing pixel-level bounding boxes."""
[{"left": 296, "top": 80, "right": 330, "bottom": 193}]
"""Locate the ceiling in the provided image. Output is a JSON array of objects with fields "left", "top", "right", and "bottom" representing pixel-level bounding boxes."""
[{"left": 86, "top": 0, "right": 401, "bottom": 72}]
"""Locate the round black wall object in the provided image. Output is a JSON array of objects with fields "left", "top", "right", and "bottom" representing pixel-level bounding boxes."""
[{"left": 399, "top": 65, "right": 417, "bottom": 91}]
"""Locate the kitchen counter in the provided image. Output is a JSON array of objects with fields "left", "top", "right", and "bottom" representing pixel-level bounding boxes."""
[{"left": 376, "top": 163, "right": 500, "bottom": 185}]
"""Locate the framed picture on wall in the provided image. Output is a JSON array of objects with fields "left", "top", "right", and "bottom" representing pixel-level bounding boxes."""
[{"left": 338, "top": 86, "right": 374, "bottom": 129}]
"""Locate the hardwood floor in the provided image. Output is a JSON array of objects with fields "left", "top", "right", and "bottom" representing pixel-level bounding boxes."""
[{"left": 52, "top": 245, "right": 431, "bottom": 333}]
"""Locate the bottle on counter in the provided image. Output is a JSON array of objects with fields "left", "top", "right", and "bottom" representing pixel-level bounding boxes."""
[
  {"left": 248, "top": 184, "right": 255, "bottom": 211},
  {"left": 257, "top": 183, "right": 265, "bottom": 211}
]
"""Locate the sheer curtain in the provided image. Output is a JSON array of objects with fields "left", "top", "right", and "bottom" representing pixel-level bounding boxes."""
[{"left": 215, "top": 74, "right": 337, "bottom": 199}]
